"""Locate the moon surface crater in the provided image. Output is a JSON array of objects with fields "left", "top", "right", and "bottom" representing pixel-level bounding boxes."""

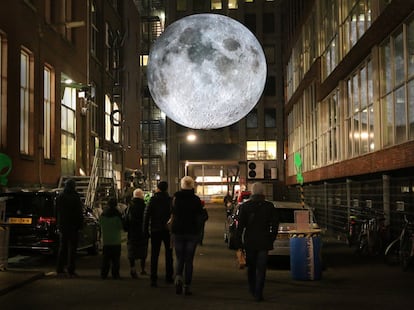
[{"left": 148, "top": 13, "right": 267, "bottom": 129}]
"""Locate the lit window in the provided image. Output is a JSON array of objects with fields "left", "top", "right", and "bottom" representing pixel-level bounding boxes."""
[
  {"left": 43, "top": 65, "right": 55, "bottom": 159},
  {"left": 211, "top": 0, "right": 222, "bottom": 10},
  {"left": 112, "top": 102, "right": 121, "bottom": 143},
  {"left": 140, "top": 55, "right": 148, "bottom": 66},
  {"left": 20, "top": 49, "right": 33, "bottom": 155},
  {"left": 246, "top": 141, "right": 277, "bottom": 160},
  {"left": 228, "top": 0, "right": 238, "bottom": 9},
  {"left": 61, "top": 82, "right": 76, "bottom": 175},
  {"left": 105, "top": 95, "right": 111, "bottom": 141}
]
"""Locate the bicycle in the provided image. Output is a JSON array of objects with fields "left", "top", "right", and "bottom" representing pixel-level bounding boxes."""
[
  {"left": 355, "top": 211, "right": 387, "bottom": 257},
  {"left": 384, "top": 214, "right": 414, "bottom": 270}
]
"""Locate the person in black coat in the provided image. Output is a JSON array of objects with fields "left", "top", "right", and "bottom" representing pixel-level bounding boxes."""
[
  {"left": 236, "top": 182, "right": 279, "bottom": 302},
  {"left": 144, "top": 181, "right": 174, "bottom": 287},
  {"left": 171, "top": 176, "right": 203, "bottom": 296},
  {"left": 124, "top": 188, "right": 148, "bottom": 278},
  {"left": 56, "top": 178, "right": 84, "bottom": 277}
]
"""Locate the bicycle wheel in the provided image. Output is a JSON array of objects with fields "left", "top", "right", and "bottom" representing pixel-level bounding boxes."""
[
  {"left": 400, "top": 235, "right": 412, "bottom": 271},
  {"left": 384, "top": 238, "right": 399, "bottom": 265}
]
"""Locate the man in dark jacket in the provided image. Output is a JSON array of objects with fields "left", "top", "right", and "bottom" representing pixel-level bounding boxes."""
[
  {"left": 236, "top": 182, "right": 279, "bottom": 302},
  {"left": 144, "top": 181, "right": 174, "bottom": 287},
  {"left": 56, "top": 178, "right": 84, "bottom": 277},
  {"left": 171, "top": 176, "right": 203, "bottom": 296}
]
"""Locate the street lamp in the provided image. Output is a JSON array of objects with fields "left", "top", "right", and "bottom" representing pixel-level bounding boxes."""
[{"left": 186, "top": 133, "right": 196, "bottom": 142}]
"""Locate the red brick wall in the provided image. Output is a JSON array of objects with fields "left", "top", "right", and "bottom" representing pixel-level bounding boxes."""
[{"left": 286, "top": 141, "right": 414, "bottom": 185}]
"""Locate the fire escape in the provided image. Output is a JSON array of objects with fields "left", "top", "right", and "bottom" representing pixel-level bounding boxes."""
[{"left": 136, "top": 0, "right": 165, "bottom": 190}]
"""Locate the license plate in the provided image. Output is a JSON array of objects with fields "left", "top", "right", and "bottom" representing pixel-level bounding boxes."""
[{"left": 8, "top": 217, "right": 32, "bottom": 224}]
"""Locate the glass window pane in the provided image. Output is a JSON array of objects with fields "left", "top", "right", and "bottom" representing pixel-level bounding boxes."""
[
  {"left": 395, "top": 86, "right": 406, "bottom": 143},
  {"left": 360, "top": 66, "right": 367, "bottom": 109},
  {"left": 264, "top": 108, "right": 276, "bottom": 128},
  {"left": 246, "top": 109, "right": 258, "bottom": 128},
  {"left": 394, "top": 31, "right": 404, "bottom": 86},
  {"left": 383, "top": 94, "right": 393, "bottom": 147},
  {"left": 408, "top": 80, "right": 414, "bottom": 140},
  {"left": 380, "top": 41, "right": 392, "bottom": 95},
  {"left": 353, "top": 112, "right": 360, "bottom": 155},
  {"left": 408, "top": 20, "right": 414, "bottom": 77},
  {"left": 369, "top": 106, "right": 375, "bottom": 151},
  {"left": 211, "top": 0, "right": 222, "bottom": 10},
  {"left": 228, "top": 0, "right": 238, "bottom": 9}
]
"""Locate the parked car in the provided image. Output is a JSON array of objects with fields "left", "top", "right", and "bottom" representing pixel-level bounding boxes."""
[
  {"left": 269, "top": 201, "right": 320, "bottom": 256},
  {"left": 1, "top": 189, "right": 101, "bottom": 256}
]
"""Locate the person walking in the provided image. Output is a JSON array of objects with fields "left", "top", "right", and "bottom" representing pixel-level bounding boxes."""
[
  {"left": 170, "top": 176, "right": 204, "bottom": 296},
  {"left": 124, "top": 188, "right": 148, "bottom": 278},
  {"left": 236, "top": 182, "right": 279, "bottom": 302},
  {"left": 99, "top": 197, "right": 123, "bottom": 279},
  {"left": 144, "top": 181, "right": 174, "bottom": 287},
  {"left": 56, "top": 178, "right": 84, "bottom": 278}
]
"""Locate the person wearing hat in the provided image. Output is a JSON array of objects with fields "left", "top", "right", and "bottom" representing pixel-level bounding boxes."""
[{"left": 144, "top": 181, "right": 174, "bottom": 287}]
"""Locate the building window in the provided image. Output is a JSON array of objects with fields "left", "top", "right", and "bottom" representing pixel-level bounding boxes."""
[
  {"left": 264, "top": 76, "right": 276, "bottom": 97},
  {"left": 91, "top": 0, "right": 98, "bottom": 56},
  {"left": 263, "top": 13, "right": 275, "bottom": 34},
  {"left": 177, "top": 0, "right": 187, "bottom": 11},
  {"left": 341, "top": 0, "right": 372, "bottom": 55},
  {"left": 265, "top": 108, "right": 276, "bottom": 128},
  {"left": 246, "top": 141, "right": 276, "bottom": 160},
  {"left": 228, "top": 0, "right": 238, "bottom": 9},
  {"left": 193, "top": 0, "right": 204, "bottom": 11},
  {"left": 91, "top": 101, "right": 98, "bottom": 134},
  {"left": 244, "top": 14, "right": 256, "bottom": 34},
  {"left": 287, "top": 83, "right": 317, "bottom": 176},
  {"left": 264, "top": 45, "right": 275, "bottom": 64},
  {"left": 211, "top": 0, "right": 222, "bottom": 10},
  {"left": 105, "top": 95, "right": 111, "bottom": 141},
  {"left": 112, "top": 102, "right": 120, "bottom": 143},
  {"left": 0, "top": 33, "right": 6, "bottom": 147},
  {"left": 320, "top": 0, "right": 339, "bottom": 80},
  {"left": 43, "top": 65, "right": 55, "bottom": 159},
  {"left": 379, "top": 20, "right": 414, "bottom": 146},
  {"left": 346, "top": 59, "right": 374, "bottom": 157},
  {"left": 321, "top": 90, "right": 340, "bottom": 164},
  {"left": 61, "top": 85, "right": 76, "bottom": 175},
  {"left": 246, "top": 109, "right": 258, "bottom": 128},
  {"left": 20, "top": 49, "right": 34, "bottom": 155}
]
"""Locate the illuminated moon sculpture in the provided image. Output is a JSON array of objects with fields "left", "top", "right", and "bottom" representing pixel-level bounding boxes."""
[{"left": 147, "top": 13, "right": 267, "bottom": 129}]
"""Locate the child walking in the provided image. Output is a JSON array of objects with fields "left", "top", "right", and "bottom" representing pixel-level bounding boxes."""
[{"left": 99, "top": 197, "right": 123, "bottom": 279}]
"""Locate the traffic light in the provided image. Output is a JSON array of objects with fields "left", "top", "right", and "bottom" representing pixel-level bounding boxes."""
[{"left": 247, "top": 161, "right": 264, "bottom": 179}]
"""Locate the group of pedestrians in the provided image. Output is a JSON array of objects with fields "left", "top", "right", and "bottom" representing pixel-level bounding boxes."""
[
  {"left": 55, "top": 177, "right": 277, "bottom": 302},
  {"left": 55, "top": 176, "right": 209, "bottom": 296}
]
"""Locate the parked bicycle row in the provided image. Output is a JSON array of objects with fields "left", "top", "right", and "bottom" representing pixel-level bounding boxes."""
[{"left": 345, "top": 207, "right": 414, "bottom": 271}]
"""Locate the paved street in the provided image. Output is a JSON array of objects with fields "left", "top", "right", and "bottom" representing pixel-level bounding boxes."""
[{"left": 0, "top": 204, "right": 413, "bottom": 309}]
